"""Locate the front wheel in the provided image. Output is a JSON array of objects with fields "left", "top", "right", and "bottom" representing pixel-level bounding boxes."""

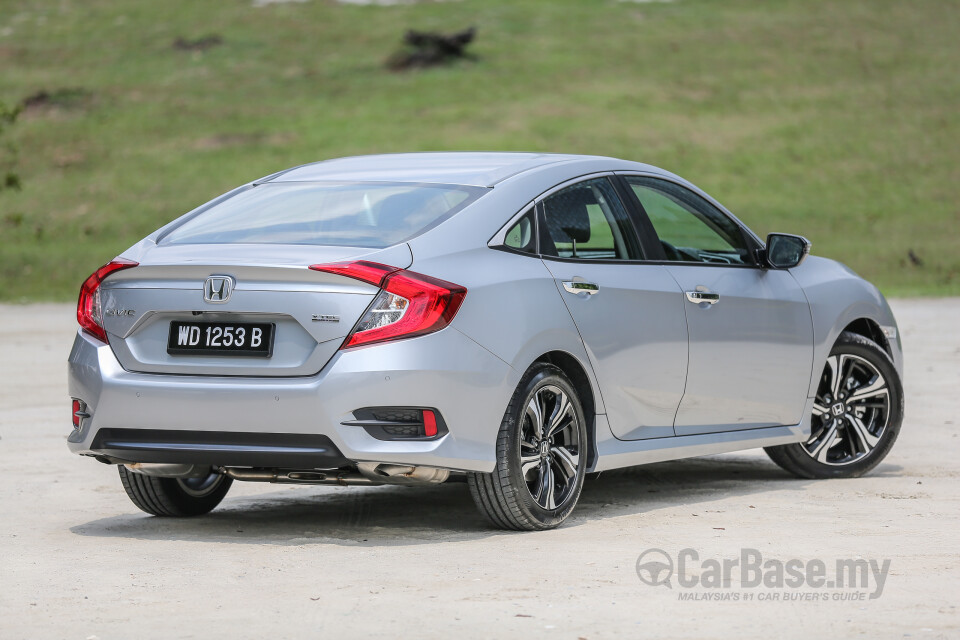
[
  {"left": 468, "top": 363, "right": 587, "bottom": 530},
  {"left": 118, "top": 466, "right": 232, "bottom": 516},
  {"left": 765, "top": 331, "right": 904, "bottom": 479}
]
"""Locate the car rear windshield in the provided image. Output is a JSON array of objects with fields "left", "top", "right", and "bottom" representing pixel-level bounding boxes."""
[{"left": 160, "top": 182, "right": 486, "bottom": 248}]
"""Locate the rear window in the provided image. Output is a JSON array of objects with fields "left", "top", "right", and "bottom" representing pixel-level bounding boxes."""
[{"left": 161, "top": 182, "right": 486, "bottom": 248}]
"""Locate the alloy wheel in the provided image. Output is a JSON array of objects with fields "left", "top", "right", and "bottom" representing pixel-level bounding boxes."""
[
  {"left": 804, "top": 354, "right": 890, "bottom": 466},
  {"left": 177, "top": 473, "right": 225, "bottom": 498},
  {"left": 518, "top": 385, "right": 582, "bottom": 509}
]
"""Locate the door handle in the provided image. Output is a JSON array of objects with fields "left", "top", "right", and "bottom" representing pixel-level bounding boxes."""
[
  {"left": 685, "top": 290, "right": 719, "bottom": 304},
  {"left": 562, "top": 281, "right": 600, "bottom": 295}
]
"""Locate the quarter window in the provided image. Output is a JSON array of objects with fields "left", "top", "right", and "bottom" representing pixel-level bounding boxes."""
[
  {"left": 626, "top": 177, "right": 752, "bottom": 265},
  {"left": 540, "top": 178, "right": 641, "bottom": 260},
  {"left": 503, "top": 208, "right": 537, "bottom": 254}
]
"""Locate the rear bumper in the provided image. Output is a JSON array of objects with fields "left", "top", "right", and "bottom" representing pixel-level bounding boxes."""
[
  {"left": 88, "top": 428, "right": 349, "bottom": 468},
  {"left": 67, "top": 327, "right": 518, "bottom": 473}
]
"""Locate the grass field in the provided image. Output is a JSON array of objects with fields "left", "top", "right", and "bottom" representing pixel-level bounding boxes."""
[{"left": 1, "top": 0, "right": 958, "bottom": 301}]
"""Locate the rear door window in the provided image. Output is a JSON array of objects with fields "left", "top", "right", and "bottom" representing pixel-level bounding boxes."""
[{"left": 539, "top": 178, "right": 642, "bottom": 260}]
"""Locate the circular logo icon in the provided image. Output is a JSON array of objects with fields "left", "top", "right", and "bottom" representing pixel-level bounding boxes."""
[{"left": 635, "top": 548, "right": 674, "bottom": 588}]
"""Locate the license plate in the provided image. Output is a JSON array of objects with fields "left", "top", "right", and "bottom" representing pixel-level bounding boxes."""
[{"left": 167, "top": 321, "right": 275, "bottom": 357}]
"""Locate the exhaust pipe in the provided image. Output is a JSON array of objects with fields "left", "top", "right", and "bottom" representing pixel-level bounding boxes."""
[
  {"left": 124, "top": 463, "right": 211, "bottom": 478},
  {"left": 221, "top": 468, "right": 382, "bottom": 486},
  {"left": 357, "top": 462, "right": 450, "bottom": 484}
]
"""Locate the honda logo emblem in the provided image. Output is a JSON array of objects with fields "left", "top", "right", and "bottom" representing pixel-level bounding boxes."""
[{"left": 203, "top": 276, "right": 234, "bottom": 304}]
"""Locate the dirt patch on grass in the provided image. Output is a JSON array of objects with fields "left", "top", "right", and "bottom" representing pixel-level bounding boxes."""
[
  {"left": 190, "top": 132, "right": 298, "bottom": 151},
  {"left": 172, "top": 35, "right": 223, "bottom": 52}
]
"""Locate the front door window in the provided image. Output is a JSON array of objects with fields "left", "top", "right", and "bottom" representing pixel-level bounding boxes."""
[{"left": 625, "top": 177, "right": 752, "bottom": 265}]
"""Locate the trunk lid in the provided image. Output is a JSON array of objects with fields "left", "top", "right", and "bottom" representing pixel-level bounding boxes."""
[{"left": 99, "top": 243, "right": 411, "bottom": 377}]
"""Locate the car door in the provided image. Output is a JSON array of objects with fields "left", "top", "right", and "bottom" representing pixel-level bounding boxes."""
[
  {"left": 537, "top": 176, "right": 687, "bottom": 440},
  {"left": 621, "top": 175, "right": 814, "bottom": 436}
]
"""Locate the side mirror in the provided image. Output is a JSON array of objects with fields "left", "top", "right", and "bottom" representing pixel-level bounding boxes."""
[{"left": 763, "top": 233, "right": 811, "bottom": 269}]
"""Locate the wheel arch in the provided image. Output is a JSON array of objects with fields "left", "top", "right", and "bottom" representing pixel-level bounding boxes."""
[
  {"left": 840, "top": 317, "right": 892, "bottom": 358},
  {"left": 532, "top": 350, "right": 598, "bottom": 470},
  {"left": 789, "top": 256, "right": 903, "bottom": 398},
  {"left": 806, "top": 301, "right": 902, "bottom": 398}
]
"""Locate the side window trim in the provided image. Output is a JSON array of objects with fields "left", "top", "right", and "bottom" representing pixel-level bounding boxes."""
[
  {"left": 535, "top": 201, "right": 554, "bottom": 257},
  {"left": 615, "top": 172, "right": 763, "bottom": 268},
  {"left": 611, "top": 175, "right": 668, "bottom": 261}
]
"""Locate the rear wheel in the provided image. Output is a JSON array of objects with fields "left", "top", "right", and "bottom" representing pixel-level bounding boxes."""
[
  {"left": 118, "top": 466, "right": 232, "bottom": 516},
  {"left": 468, "top": 364, "right": 587, "bottom": 530},
  {"left": 765, "top": 331, "right": 903, "bottom": 479}
]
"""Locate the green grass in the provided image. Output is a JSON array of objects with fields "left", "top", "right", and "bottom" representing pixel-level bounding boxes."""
[{"left": 1, "top": 0, "right": 958, "bottom": 301}]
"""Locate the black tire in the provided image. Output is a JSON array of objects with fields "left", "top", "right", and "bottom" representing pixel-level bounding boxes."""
[
  {"left": 468, "top": 363, "right": 587, "bottom": 530},
  {"left": 118, "top": 466, "right": 232, "bottom": 517},
  {"left": 765, "top": 331, "right": 903, "bottom": 479}
]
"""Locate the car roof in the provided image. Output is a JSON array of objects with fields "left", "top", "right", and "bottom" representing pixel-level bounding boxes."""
[{"left": 265, "top": 152, "right": 620, "bottom": 188}]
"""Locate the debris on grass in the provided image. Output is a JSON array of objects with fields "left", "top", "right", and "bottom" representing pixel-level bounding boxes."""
[
  {"left": 253, "top": 0, "right": 309, "bottom": 6},
  {"left": 172, "top": 35, "right": 223, "bottom": 52},
  {"left": 20, "top": 88, "right": 93, "bottom": 113},
  {"left": 3, "top": 173, "right": 21, "bottom": 190},
  {"left": 386, "top": 26, "right": 476, "bottom": 71}
]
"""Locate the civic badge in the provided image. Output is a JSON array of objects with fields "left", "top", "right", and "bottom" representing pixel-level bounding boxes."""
[{"left": 203, "top": 276, "right": 234, "bottom": 304}]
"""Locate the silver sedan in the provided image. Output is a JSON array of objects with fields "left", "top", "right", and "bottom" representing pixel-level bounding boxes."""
[{"left": 67, "top": 153, "right": 904, "bottom": 530}]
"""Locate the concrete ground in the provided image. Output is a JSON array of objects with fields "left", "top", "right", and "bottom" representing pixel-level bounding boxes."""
[{"left": 0, "top": 300, "right": 957, "bottom": 639}]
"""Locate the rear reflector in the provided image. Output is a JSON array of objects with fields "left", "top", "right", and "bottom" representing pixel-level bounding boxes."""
[
  {"left": 422, "top": 409, "right": 438, "bottom": 437},
  {"left": 77, "top": 258, "right": 139, "bottom": 343},
  {"left": 71, "top": 399, "right": 88, "bottom": 429},
  {"left": 310, "top": 261, "right": 466, "bottom": 349},
  {"left": 342, "top": 407, "right": 448, "bottom": 441}
]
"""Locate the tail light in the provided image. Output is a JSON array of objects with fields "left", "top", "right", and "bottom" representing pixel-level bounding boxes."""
[
  {"left": 77, "top": 259, "right": 139, "bottom": 343},
  {"left": 309, "top": 261, "right": 466, "bottom": 349}
]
